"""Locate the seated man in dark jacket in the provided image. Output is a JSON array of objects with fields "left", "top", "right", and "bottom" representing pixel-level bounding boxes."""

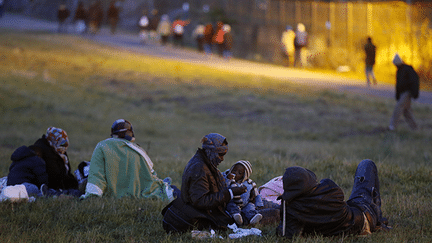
[
  {"left": 162, "top": 133, "right": 246, "bottom": 233},
  {"left": 277, "top": 159, "right": 390, "bottom": 239}
]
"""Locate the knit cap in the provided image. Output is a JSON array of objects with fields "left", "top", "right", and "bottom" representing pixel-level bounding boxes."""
[{"left": 229, "top": 160, "right": 252, "bottom": 182}]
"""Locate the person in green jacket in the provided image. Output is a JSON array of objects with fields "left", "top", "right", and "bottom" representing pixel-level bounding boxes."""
[{"left": 81, "top": 119, "right": 176, "bottom": 201}]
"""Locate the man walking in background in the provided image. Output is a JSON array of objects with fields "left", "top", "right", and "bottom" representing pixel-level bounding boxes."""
[
  {"left": 294, "top": 23, "right": 307, "bottom": 68},
  {"left": 107, "top": 1, "right": 119, "bottom": 35},
  {"left": 389, "top": 54, "right": 419, "bottom": 131},
  {"left": 57, "top": 4, "right": 70, "bottom": 33},
  {"left": 281, "top": 25, "right": 295, "bottom": 67},
  {"left": 364, "top": 37, "right": 377, "bottom": 86}
]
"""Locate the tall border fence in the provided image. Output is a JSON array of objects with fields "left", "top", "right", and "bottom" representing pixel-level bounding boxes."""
[
  {"left": 6, "top": 0, "right": 432, "bottom": 83},
  {"left": 214, "top": 1, "right": 431, "bottom": 77}
]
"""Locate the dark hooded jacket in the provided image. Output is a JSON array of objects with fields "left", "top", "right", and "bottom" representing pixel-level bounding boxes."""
[
  {"left": 277, "top": 167, "right": 364, "bottom": 238},
  {"left": 396, "top": 64, "right": 419, "bottom": 100},
  {"left": 7, "top": 146, "right": 49, "bottom": 187},
  {"left": 162, "top": 149, "right": 233, "bottom": 233},
  {"left": 33, "top": 135, "right": 78, "bottom": 190},
  {"left": 181, "top": 149, "right": 231, "bottom": 209}
]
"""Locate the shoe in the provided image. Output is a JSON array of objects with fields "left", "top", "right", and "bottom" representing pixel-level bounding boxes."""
[
  {"left": 388, "top": 125, "right": 395, "bottom": 131},
  {"left": 249, "top": 213, "right": 262, "bottom": 225},
  {"left": 233, "top": 213, "right": 243, "bottom": 225},
  {"left": 40, "top": 184, "right": 48, "bottom": 196}
]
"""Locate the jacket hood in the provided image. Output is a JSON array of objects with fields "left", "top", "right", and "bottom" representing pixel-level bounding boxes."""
[
  {"left": 10, "top": 146, "right": 37, "bottom": 161},
  {"left": 278, "top": 166, "right": 319, "bottom": 203}
]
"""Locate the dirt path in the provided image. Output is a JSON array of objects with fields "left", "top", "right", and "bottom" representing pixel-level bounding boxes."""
[{"left": 1, "top": 12, "right": 431, "bottom": 105}]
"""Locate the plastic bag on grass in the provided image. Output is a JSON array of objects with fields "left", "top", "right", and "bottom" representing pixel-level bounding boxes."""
[
  {"left": 0, "top": 184, "right": 35, "bottom": 202},
  {"left": 228, "top": 223, "right": 262, "bottom": 239}
]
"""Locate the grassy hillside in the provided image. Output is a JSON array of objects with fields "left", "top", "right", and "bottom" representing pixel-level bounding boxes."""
[{"left": 0, "top": 30, "right": 431, "bottom": 242}]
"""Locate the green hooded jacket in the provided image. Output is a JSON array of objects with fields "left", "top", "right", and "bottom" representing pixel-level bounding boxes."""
[{"left": 86, "top": 138, "right": 174, "bottom": 201}]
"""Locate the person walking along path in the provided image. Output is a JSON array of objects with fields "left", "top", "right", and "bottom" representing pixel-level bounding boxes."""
[{"left": 1, "top": 12, "right": 432, "bottom": 105}]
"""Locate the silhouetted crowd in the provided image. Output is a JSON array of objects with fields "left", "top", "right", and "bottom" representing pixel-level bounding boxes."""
[{"left": 56, "top": 1, "right": 233, "bottom": 59}]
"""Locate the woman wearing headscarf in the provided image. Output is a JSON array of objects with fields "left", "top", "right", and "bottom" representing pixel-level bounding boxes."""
[
  {"left": 162, "top": 133, "right": 247, "bottom": 233},
  {"left": 32, "top": 127, "right": 79, "bottom": 192}
]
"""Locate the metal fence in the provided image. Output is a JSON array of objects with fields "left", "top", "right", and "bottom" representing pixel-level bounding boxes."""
[
  {"left": 7, "top": 0, "right": 432, "bottom": 76},
  {"left": 196, "top": 0, "right": 432, "bottom": 74}
]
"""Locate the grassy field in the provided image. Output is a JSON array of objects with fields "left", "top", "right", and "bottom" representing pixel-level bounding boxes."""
[{"left": 0, "top": 30, "right": 431, "bottom": 242}]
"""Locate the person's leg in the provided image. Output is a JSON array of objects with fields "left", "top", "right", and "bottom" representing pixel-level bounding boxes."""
[
  {"left": 258, "top": 199, "right": 280, "bottom": 225},
  {"left": 365, "top": 66, "right": 371, "bottom": 86},
  {"left": 22, "top": 182, "right": 41, "bottom": 197},
  {"left": 347, "top": 159, "right": 387, "bottom": 232},
  {"left": 204, "top": 43, "right": 212, "bottom": 55},
  {"left": 348, "top": 159, "right": 380, "bottom": 202},
  {"left": 226, "top": 201, "right": 241, "bottom": 215},
  {"left": 402, "top": 96, "right": 418, "bottom": 130},
  {"left": 371, "top": 66, "right": 377, "bottom": 85},
  {"left": 242, "top": 202, "right": 262, "bottom": 225},
  {"left": 227, "top": 201, "right": 242, "bottom": 225},
  {"left": 389, "top": 91, "right": 410, "bottom": 130},
  {"left": 242, "top": 202, "right": 258, "bottom": 221},
  {"left": 294, "top": 48, "right": 302, "bottom": 67}
]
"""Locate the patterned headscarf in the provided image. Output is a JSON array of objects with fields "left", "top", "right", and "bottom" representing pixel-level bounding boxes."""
[
  {"left": 201, "top": 133, "right": 228, "bottom": 168},
  {"left": 46, "top": 127, "right": 70, "bottom": 172}
]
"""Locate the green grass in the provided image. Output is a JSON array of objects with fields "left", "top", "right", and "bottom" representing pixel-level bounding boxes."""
[{"left": 0, "top": 30, "right": 431, "bottom": 242}]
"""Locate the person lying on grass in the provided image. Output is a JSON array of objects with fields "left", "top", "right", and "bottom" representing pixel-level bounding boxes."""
[
  {"left": 277, "top": 159, "right": 391, "bottom": 239},
  {"left": 81, "top": 119, "right": 179, "bottom": 200}
]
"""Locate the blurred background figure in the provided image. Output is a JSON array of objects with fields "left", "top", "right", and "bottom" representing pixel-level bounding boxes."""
[
  {"left": 138, "top": 10, "right": 149, "bottom": 44},
  {"left": 57, "top": 4, "right": 70, "bottom": 33},
  {"left": 192, "top": 23, "right": 205, "bottom": 52},
  {"left": 222, "top": 24, "right": 233, "bottom": 60},
  {"left": 203, "top": 23, "right": 214, "bottom": 55},
  {"left": 148, "top": 9, "right": 160, "bottom": 42},
  {"left": 107, "top": 1, "right": 119, "bottom": 35},
  {"left": 0, "top": 0, "right": 4, "bottom": 18},
  {"left": 157, "top": 14, "right": 171, "bottom": 46},
  {"left": 73, "top": 1, "right": 87, "bottom": 34},
  {"left": 212, "top": 21, "right": 225, "bottom": 56},
  {"left": 294, "top": 23, "right": 308, "bottom": 68},
  {"left": 88, "top": 0, "right": 103, "bottom": 35},
  {"left": 389, "top": 54, "right": 419, "bottom": 131},
  {"left": 171, "top": 17, "right": 189, "bottom": 47},
  {"left": 281, "top": 25, "right": 295, "bottom": 67},
  {"left": 364, "top": 37, "right": 377, "bottom": 86}
]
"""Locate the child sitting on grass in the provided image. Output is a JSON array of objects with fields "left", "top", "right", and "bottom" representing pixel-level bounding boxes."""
[{"left": 223, "top": 160, "right": 264, "bottom": 225}]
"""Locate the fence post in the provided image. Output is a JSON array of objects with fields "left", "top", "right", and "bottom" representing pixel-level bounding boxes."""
[
  {"left": 406, "top": 1, "right": 413, "bottom": 64},
  {"left": 296, "top": 0, "right": 301, "bottom": 24},
  {"left": 312, "top": 1, "right": 317, "bottom": 40},
  {"left": 347, "top": 2, "right": 354, "bottom": 68},
  {"left": 329, "top": 2, "right": 335, "bottom": 49},
  {"left": 367, "top": 2, "right": 372, "bottom": 37}
]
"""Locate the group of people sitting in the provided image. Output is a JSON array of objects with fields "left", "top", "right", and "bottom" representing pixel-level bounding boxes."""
[{"left": 3, "top": 119, "right": 391, "bottom": 239}]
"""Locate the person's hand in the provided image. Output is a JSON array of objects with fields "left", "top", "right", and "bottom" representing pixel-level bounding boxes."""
[
  {"left": 227, "top": 173, "right": 235, "bottom": 180},
  {"left": 231, "top": 185, "right": 247, "bottom": 196}
]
